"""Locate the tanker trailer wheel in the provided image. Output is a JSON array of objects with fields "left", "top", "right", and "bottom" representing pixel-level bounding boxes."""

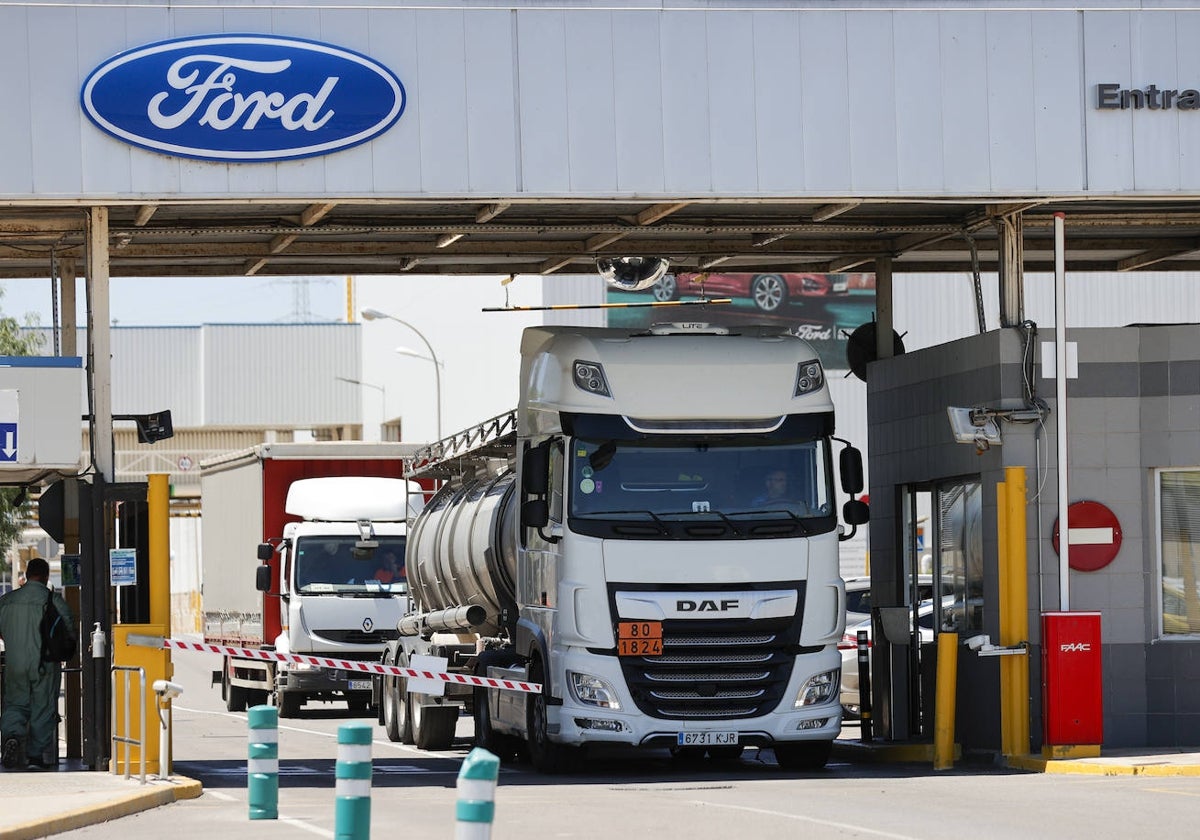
[
  {"left": 473, "top": 651, "right": 522, "bottom": 761},
  {"left": 526, "top": 657, "right": 581, "bottom": 774},
  {"left": 223, "top": 667, "right": 247, "bottom": 713},
  {"left": 277, "top": 690, "right": 303, "bottom": 719},
  {"left": 411, "top": 693, "right": 458, "bottom": 750},
  {"left": 383, "top": 672, "right": 412, "bottom": 744}
]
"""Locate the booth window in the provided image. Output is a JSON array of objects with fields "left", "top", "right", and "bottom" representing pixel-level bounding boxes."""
[
  {"left": 936, "top": 479, "right": 984, "bottom": 635},
  {"left": 1159, "top": 469, "right": 1200, "bottom": 636}
]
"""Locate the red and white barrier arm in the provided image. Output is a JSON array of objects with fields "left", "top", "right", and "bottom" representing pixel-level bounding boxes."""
[{"left": 156, "top": 637, "right": 543, "bottom": 695}]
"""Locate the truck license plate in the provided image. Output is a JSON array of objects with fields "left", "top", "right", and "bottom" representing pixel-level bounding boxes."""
[
  {"left": 677, "top": 731, "right": 738, "bottom": 747},
  {"left": 617, "top": 621, "right": 663, "bottom": 656},
  {"left": 347, "top": 680, "right": 372, "bottom": 691}
]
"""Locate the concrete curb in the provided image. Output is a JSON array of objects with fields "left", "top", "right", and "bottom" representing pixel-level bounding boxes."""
[
  {"left": 833, "top": 739, "right": 959, "bottom": 764},
  {"left": 4, "top": 775, "right": 202, "bottom": 840},
  {"left": 1005, "top": 754, "right": 1200, "bottom": 777}
]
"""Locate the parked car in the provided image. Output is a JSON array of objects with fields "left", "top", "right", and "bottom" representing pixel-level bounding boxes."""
[
  {"left": 839, "top": 596, "right": 946, "bottom": 718},
  {"left": 648, "top": 272, "right": 850, "bottom": 312},
  {"left": 843, "top": 575, "right": 944, "bottom": 627},
  {"left": 840, "top": 594, "right": 979, "bottom": 717}
]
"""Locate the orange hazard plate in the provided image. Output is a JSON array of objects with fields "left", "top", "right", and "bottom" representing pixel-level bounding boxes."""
[{"left": 618, "top": 621, "right": 663, "bottom": 656}]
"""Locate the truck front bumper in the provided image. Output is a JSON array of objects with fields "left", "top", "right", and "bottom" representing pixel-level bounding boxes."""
[
  {"left": 548, "top": 646, "right": 843, "bottom": 749},
  {"left": 279, "top": 664, "right": 374, "bottom": 695}
]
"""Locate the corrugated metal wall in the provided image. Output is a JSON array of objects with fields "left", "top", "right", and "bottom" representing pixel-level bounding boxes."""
[
  {"left": 203, "top": 323, "right": 360, "bottom": 426},
  {"left": 34, "top": 323, "right": 362, "bottom": 429},
  {"left": 5, "top": 4, "right": 1198, "bottom": 199}
]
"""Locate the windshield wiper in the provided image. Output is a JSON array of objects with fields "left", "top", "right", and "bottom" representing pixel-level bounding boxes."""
[
  {"left": 659, "top": 509, "right": 744, "bottom": 536},
  {"left": 740, "top": 508, "right": 811, "bottom": 535},
  {"left": 602, "top": 509, "right": 671, "bottom": 536}
]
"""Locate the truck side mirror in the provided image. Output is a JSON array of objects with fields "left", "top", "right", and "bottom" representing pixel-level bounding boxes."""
[
  {"left": 843, "top": 498, "right": 870, "bottom": 526},
  {"left": 521, "top": 498, "right": 549, "bottom": 529},
  {"left": 839, "top": 498, "right": 870, "bottom": 543},
  {"left": 522, "top": 442, "right": 549, "bottom": 496},
  {"left": 839, "top": 447, "right": 865, "bottom": 495},
  {"left": 257, "top": 542, "right": 273, "bottom": 561},
  {"left": 520, "top": 498, "right": 560, "bottom": 545},
  {"left": 255, "top": 564, "right": 272, "bottom": 592}
]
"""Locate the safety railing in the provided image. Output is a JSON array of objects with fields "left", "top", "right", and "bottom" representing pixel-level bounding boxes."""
[{"left": 110, "top": 665, "right": 147, "bottom": 784}]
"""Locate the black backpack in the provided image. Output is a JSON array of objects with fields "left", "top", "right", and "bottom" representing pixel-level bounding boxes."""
[{"left": 40, "top": 588, "right": 76, "bottom": 663}]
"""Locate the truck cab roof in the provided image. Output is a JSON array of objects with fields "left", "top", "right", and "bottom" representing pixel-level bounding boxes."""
[{"left": 285, "top": 476, "right": 425, "bottom": 522}]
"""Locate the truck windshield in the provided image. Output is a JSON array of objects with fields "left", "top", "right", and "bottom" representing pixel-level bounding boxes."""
[
  {"left": 567, "top": 436, "right": 834, "bottom": 538},
  {"left": 293, "top": 536, "right": 408, "bottom": 594}
]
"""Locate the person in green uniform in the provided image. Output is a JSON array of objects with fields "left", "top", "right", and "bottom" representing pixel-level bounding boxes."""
[{"left": 0, "top": 557, "right": 75, "bottom": 770}]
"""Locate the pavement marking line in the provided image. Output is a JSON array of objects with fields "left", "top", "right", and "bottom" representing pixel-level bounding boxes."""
[
  {"left": 1143, "top": 787, "right": 1200, "bottom": 797},
  {"left": 689, "top": 800, "right": 922, "bottom": 840},
  {"left": 178, "top": 702, "right": 468, "bottom": 759},
  {"left": 206, "top": 787, "right": 335, "bottom": 837}
]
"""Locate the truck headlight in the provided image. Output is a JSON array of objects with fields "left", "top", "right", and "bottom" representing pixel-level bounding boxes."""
[
  {"left": 794, "top": 360, "right": 824, "bottom": 396},
  {"left": 573, "top": 360, "right": 612, "bottom": 398},
  {"left": 794, "top": 668, "right": 839, "bottom": 708},
  {"left": 569, "top": 671, "right": 621, "bottom": 709}
]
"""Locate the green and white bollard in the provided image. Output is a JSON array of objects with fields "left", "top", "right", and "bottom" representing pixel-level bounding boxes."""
[
  {"left": 247, "top": 704, "right": 279, "bottom": 821},
  {"left": 335, "top": 723, "right": 373, "bottom": 840},
  {"left": 455, "top": 748, "right": 500, "bottom": 840}
]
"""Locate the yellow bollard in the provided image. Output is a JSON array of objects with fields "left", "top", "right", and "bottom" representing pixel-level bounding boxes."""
[{"left": 933, "top": 632, "right": 958, "bottom": 770}]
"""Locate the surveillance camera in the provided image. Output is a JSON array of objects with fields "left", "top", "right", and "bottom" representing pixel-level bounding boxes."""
[
  {"left": 964, "top": 634, "right": 991, "bottom": 652},
  {"left": 152, "top": 679, "right": 184, "bottom": 699}
]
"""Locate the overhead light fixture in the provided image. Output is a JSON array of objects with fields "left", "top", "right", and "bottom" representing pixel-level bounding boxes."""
[{"left": 595, "top": 257, "right": 669, "bottom": 291}]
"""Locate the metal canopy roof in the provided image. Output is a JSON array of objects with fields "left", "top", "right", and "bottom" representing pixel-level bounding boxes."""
[{"left": 3, "top": 196, "right": 1200, "bottom": 279}]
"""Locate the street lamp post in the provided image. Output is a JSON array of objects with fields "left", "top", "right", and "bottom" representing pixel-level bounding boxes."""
[
  {"left": 334, "top": 376, "right": 387, "bottom": 439},
  {"left": 360, "top": 308, "right": 443, "bottom": 439}
]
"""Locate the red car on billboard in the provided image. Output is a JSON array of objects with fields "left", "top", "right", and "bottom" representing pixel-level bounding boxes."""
[{"left": 648, "top": 272, "right": 851, "bottom": 312}]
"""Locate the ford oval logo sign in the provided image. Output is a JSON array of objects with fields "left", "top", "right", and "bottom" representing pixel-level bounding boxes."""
[{"left": 81, "top": 34, "right": 406, "bottom": 162}]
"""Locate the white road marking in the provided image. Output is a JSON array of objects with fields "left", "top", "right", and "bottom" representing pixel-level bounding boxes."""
[
  {"left": 204, "top": 783, "right": 333, "bottom": 837},
  {"left": 689, "top": 800, "right": 922, "bottom": 840}
]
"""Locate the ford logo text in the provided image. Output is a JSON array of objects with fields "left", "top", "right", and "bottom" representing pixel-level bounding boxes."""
[{"left": 81, "top": 34, "right": 406, "bottom": 162}]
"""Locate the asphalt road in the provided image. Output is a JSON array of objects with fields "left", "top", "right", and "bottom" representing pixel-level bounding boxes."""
[{"left": 55, "top": 645, "right": 1200, "bottom": 840}]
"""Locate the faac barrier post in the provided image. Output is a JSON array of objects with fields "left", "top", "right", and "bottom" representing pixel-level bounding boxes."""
[{"left": 1041, "top": 611, "right": 1103, "bottom": 758}]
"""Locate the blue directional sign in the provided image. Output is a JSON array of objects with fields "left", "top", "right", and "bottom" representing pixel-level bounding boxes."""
[{"left": 0, "top": 423, "right": 16, "bottom": 461}]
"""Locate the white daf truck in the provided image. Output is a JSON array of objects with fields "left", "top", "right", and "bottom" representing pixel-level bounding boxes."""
[{"left": 377, "top": 323, "right": 867, "bottom": 771}]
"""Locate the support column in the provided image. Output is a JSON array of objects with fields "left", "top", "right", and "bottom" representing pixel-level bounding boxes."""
[
  {"left": 874, "top": 255, "right": 894, "bottom": 361},
  {"left": 997, "top": 214, "right": 1024, "bottom": 328},
  {"left": 57, "top": 257, "right": 84, "bottom": 759},
  {"left": 86, "top": 207, "right": 114, "bottom": 482},
  {"left": 84, "top": 207, "right": 115, "bottom": 770}
]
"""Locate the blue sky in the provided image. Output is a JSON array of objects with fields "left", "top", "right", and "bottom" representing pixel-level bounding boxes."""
[
  {"left": 0, "top": 271, "right": 549, "bottom": 444},
  {"left": 0, "top": 275, "right": 350, "bottom": 326}
]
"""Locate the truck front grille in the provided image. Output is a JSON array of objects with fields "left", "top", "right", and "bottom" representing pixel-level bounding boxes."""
[
  {"left": 610, "top": 582, "right": 809, "bottom": 721},
  {"left": 317, "top": 629, "right": 399, "bottom": 645}
]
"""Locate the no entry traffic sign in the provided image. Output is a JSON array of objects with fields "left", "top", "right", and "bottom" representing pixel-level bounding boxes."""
[{"left": 1052, "top": 500, "right": 1123, "bottom": 572}]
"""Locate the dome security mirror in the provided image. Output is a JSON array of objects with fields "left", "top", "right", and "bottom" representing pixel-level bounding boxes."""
[{"left": 596, "top": 257, "right": 670, "bottom": 292}]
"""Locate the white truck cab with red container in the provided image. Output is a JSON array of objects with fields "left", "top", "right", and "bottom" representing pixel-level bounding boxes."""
[{"left": 200, "top": 443, "right": 424, "bottom": 717}]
